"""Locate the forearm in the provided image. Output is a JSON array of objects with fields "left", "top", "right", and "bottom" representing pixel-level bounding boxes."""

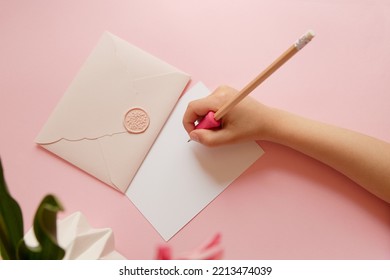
[{"left": 264, "top": 109, "right": 390, "bottom": 203}]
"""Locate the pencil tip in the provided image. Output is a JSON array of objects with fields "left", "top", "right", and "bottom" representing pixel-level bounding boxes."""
[{"left": 187, "top": 139, "right": 191, "bottom": 143}]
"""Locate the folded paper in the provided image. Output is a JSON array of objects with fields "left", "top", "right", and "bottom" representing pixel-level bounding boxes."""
[
  {"left": 126, "top": 82, "right": 264, "bottom": 240},
  {"left": 24, "top": 212, "right": 126, "bottom": 260},
  {"left": 36, "top": 32, "right": 190, "bottom": 193}
]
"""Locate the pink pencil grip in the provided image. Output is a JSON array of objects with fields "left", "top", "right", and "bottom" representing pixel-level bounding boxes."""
[{"left": 195, "top": 111, "right": 221, "bottom": 130}]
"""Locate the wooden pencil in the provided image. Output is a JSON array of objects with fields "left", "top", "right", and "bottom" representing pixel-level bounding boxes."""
[{"left": 213, "top": 30, "right": 315, "bottom": 121}]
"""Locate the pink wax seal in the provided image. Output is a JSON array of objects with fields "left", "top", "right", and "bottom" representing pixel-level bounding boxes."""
[{"left": 124, "top": 107, "right": 150, "bottom": 134}]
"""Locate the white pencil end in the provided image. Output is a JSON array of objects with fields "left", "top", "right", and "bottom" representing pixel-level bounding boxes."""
[
  {"left": 295, "top": 30, "right": 316, "bottom": 50},
  {"left": 305, "top": 30, "right": 316, "bottom": 40}
]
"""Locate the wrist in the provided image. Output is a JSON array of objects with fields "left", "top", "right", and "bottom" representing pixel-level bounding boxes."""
[{"left": 260, "top": 108, "right": 294, "bottom": 144}]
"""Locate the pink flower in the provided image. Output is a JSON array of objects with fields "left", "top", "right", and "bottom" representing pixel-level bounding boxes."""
[{"left": 156, "top": 233, "right": 223, "bottom": 260}]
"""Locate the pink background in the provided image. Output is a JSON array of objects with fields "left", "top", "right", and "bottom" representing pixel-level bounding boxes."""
[{"left": 1, "top": 0, "right": 389, "bottom": 259}]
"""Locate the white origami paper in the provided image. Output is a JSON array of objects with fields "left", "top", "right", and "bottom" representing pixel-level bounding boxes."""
[{"left": 24, "top": 212, "right": 126, "bottom": 260}]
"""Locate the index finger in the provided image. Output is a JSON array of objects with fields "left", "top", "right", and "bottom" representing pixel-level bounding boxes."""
[{"left": 182, "top": 96, "right": 220, "bottom": 134}]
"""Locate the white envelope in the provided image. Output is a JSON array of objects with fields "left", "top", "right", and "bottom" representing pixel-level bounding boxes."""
[{"left": 36, "top": 32, "right": 190, "bottom": 193}]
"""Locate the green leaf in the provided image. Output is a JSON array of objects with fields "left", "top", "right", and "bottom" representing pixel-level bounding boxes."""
[
  {"left": 0, "top": 158, "right": 24, "bottom": 260},
  {"left": 17, "top": 194, "right": 65, "bottom": 260}
]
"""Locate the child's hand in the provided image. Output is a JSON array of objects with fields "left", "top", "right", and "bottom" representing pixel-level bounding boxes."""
[{"left": 182, "top": 85, "right": 274, "bottom": 146}]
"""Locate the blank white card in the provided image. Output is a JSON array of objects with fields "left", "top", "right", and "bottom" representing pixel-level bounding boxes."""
[{"left": 126, "top": 82, "right": 264, "bottom": 240}]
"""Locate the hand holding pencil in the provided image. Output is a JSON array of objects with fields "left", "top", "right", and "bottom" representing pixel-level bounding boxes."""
[
  {"left": 182, "top": 30, "right": 390, "bottom": 204},
  {"left": 182, "top": 85, "right": 275, "bottom": 146},
  {"left": 183, "top": 30, "right": 315, "bottom": 145}
]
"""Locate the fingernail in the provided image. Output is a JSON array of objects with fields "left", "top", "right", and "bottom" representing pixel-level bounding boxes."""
[{"left": 190, "top": 132, "right": 199, "bottom": 142}]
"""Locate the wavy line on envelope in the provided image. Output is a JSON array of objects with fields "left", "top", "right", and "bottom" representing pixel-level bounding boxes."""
[{"left": 40, "top": 132, "right": 128, "bottom": 144}]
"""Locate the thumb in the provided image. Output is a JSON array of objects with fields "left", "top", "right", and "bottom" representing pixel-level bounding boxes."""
[{"left": 189, "top": 129, "right": 233, "bottom": 147}]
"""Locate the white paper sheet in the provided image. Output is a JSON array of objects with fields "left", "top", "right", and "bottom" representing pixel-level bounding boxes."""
[{"left": 126, "top": 82, "right": 264, "bottom": 240}]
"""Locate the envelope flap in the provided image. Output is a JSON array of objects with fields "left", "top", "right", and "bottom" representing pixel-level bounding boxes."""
[
  {"left": 110, "top": 32, "right": 185, "bottom": 80},
  {"left": 35, "top": 32, "right": 189, "bottom": 144}
]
